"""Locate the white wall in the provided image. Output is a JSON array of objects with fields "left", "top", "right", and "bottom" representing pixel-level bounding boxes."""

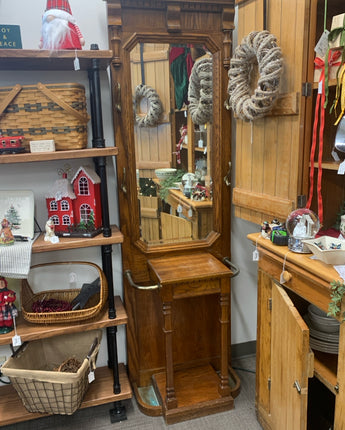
[{"left": 0, "top": 1, "right": 259, "bottom": 379}]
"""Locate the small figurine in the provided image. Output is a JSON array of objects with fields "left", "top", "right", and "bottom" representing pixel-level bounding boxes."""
[
  {"left": 0, "top": 277, "right": 17, "bottom": 334},
  {"left": 261, "top": 221, "right": 271, "bottom": 239},
  {"left": 44, "top": 218, "right": 57, "bottom": 242},
  {"left": 40, "top": 0, "right": 85, "bottom": 51},
  {"left": 0, "top": 218, "right": 14, "bottom": 245}
]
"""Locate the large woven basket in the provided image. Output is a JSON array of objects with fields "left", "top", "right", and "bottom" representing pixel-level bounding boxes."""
[
  {"left": 21, "top": 262, "right": 108, "bottom": 324},
  {"left": 1, "top": 330, "right": 102, "bottom": 415},
  {"left": 0, "top": 82, "right": 89, "bottom": 151}
]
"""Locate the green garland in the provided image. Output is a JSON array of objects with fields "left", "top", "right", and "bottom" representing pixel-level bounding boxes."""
[
  {"left": 328, "top": 280, "right": 345, "bottom": 321},
  {"left": 159, "top": 170, "right": 186, "bottom": 201}
]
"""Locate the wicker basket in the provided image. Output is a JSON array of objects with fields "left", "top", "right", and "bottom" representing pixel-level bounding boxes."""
[
  {"left": 21, "top": 262, "right": 108, "bottom": 324},
  {"left": 0, "top": 82, "right": 89, "bottom": 151},
  {"left": 1, "top": 330, "right": 102, "bottom": 415}
]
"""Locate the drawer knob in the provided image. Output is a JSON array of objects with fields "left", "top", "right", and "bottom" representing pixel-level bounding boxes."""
[{"left": 282, "top": 270, "right": 292, "bottom": 282}]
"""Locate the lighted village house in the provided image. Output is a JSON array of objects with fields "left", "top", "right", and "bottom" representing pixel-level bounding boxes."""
[{"left": 45, "top": 166, "right": 102, "bottom": 234}]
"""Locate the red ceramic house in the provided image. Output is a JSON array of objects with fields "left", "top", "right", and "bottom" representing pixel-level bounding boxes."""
[{"left": 46, "top": 166, "right": 102, "bottom": 233}]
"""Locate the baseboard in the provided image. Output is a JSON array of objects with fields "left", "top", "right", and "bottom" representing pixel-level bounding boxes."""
[{"left": 231, "top": 341, "right": 256, "bottom": 359}]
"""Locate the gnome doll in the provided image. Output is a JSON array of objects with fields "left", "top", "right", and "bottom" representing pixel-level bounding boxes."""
[{"left": 40, "top": 0, "right": 85, "bottom": 50}]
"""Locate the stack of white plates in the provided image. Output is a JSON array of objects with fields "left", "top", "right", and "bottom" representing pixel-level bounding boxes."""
[{"left": 304, "top": 304, "right": 340, "bottom": 354}]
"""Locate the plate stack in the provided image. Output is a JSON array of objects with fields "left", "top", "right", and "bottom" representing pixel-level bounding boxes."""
[{"left": 305, "top": 304, "right": 340, "bottom": 354}]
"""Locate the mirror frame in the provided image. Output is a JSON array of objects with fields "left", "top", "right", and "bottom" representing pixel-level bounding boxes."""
[
  {"left": 107, "top": 1, "right": 234, "bottom": 257},
  {"left": 126, "top": 34, "right": 220, "bottom": 253}
]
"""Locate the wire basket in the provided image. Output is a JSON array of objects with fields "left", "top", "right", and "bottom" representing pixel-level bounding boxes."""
[
  {"left": 1, "top": 330, "right": 102, "bottom": 414},
  {"left": 21, "top": 262, "right": 108, "bottom": 324}
]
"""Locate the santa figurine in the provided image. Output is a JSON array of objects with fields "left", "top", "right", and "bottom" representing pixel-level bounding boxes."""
[
  {"left": 39, "top": 0, "right": 85, "bottom": 50},
  {"left": 0, "top": 277, "right": 17, "bottom": 334}
]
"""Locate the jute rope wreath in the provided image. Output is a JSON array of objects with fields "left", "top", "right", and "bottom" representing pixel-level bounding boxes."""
[
  {"left": 188, "top": 57, "right": 213, "bottom": 125},
  {"left": 227, "top": 30, "right": 283, "bottom": 121},
  {"left": 134, "top": 83, "right": 163, "bottom": 127}
]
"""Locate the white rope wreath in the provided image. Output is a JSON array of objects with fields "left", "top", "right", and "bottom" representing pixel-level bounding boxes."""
[
  {"left": 227, "top": 30, "right": 283, "bottom": 122},
  {"left": 188, "top": 57, "right": 213, "bottom": 125},
  {"left": 133, "top": 84, "right": 163, "bottom": 127}
]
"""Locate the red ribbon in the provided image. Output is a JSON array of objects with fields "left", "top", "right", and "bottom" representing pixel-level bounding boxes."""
[{"left": 306, "top": 50, "right": 342, "bottom": 225}]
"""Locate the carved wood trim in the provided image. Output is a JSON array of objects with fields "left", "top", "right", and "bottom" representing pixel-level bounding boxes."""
[
  {"left": 107, "top": 1, "right": 122, "bottom": 68},
  {"left": 166, "top": 4, "right": 181, "bottom": 32}
]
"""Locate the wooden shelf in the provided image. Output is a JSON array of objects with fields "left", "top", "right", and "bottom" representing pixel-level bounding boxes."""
[
  {"left": 0, "top": 296, "right": 127, "bottom": 346},
  {"left": 313, "top": 350, "right": 338, "bottom": 395},
  {"left": 308, "top": 160, "right": 341, "bottom": 171},
  {"left": 0, "top": 147, "right": 118, "bottom": 164},
  {"left": 0, "top": 49, "right": 113, "bottom": 71},
  {"left": 152, "top": 364, "right": 234, "bottom": 425},
  {"left": 32, "top": 225, "right": 123, "bottom": 253},
  {"left": 0, "top": 363, "right": 132, "bottom": 426}
]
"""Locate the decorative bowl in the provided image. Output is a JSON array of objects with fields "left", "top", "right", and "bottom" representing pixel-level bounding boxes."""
[
  {"left": 302, "top": 236, "right": 345, "bottom": 265},
  {"left": 154, "top": 168, "right": 177, "bottom": 181}
]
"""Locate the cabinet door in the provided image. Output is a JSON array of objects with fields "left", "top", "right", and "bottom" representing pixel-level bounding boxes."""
[
  {"left": 271, "top": 282, "right": 312, "bottom": 430},
  {"left": 233, "top": 0, "right": 316, "bottom": 224}
]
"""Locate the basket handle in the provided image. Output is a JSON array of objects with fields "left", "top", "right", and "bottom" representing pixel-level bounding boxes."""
[
  {"left": 37, "top": 82, "right": 90, "bottom": 123},
  {"left": 87, "top": 337, "right": 99, "bottom": 359},
  {"left": 0, "top": 84, "right": 22, "bottom": 117}
]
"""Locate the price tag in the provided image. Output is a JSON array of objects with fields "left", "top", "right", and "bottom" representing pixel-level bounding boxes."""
[
  {"left": 338, "top": 160, "right": 345, "bottom": 175},
  {"left": 188, "top": 208, "right": 193, "bottom": 217},
  {"left": 177, "top": 204, "right": 183, "bottom": 213},
  {"left": 314, "top": 30, "right": 330, "bottom": 58},
  {"left": 280, "top": 271, "right": 286, "bottom": 284},
  {"left": 252, "top": 249, "right": 259, "bottom": 261},
  {"left": 12, "top": 335, "right": 22, "bottom": 347},
  {"left": 318, "top": 80, "right": 323, "bottom": 94},
  {"left": 74, "top": 56, "right": 80, "bottom": 71},
  {"left": 88, "top": 370, "right": 95, "bottom": 383}
]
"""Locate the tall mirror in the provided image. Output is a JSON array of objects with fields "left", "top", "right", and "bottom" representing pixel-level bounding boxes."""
[{"left": 130, "top": 43, "right": 213, "bottom": 245}]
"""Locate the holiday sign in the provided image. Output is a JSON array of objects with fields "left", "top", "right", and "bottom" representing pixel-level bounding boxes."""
[{"left": 0, "top": 25, "right": 22, "bottom": 49}]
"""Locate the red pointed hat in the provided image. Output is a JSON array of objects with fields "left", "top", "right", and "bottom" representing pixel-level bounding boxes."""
[{"left": 45, "top": 0, "right": 72, "bottom": 15}]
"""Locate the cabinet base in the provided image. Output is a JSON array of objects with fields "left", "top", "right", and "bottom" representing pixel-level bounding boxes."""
[{"left": 152, "top": 364, "right": 235, "bottom": 424}]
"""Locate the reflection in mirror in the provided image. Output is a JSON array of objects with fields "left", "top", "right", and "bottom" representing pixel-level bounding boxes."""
[{"left": 130, "top": 43, "right": 213, "bottom": 245}]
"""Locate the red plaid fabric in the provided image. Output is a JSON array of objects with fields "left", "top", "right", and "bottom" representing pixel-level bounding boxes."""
[{"left": 46, "top": 0, "right": 72, "bottom": 14}]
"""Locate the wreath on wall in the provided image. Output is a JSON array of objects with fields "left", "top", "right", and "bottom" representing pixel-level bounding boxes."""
[
  {"left": 188, "top": 57, "right": 213, "bottom": 125},
  {"left": 133, "top": 84, "right": 163, "bottom": 128},
  {"left": 227, "top": 30, "right": 283, "bottom": 122}
]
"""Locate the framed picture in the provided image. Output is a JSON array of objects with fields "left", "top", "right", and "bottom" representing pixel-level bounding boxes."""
[{"left": 0, "top": 190, "right": 34, "bottom": 239}]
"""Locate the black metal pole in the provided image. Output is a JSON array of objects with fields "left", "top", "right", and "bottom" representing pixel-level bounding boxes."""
[{"left": 88, "top": 45, "right": 122, "bottom": 403}]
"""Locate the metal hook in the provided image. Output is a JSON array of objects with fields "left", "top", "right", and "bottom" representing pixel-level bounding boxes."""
[
  {"left": 222, "top": 257, "right": 240, "bottom": 278},
  {"left": 125, "top": 270, "right": 160, "bottom": 290}
]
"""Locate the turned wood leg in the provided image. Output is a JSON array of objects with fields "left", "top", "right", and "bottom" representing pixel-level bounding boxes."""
[
  {"left": 163, "top": 301, "right": 178, "bottom": 409},
  {"left": 219, "top": 281, "right": 230, "bottom": 396}
]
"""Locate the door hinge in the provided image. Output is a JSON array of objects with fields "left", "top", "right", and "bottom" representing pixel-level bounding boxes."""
[
  {"left": 268, "top": 377, "right": 271, "bottom": 391},
  {"left": 268, "top": 297, "right": 272, "bottom": 310},
  {"left": 302, "top": 82, "right": 312, "bottom": 97}
]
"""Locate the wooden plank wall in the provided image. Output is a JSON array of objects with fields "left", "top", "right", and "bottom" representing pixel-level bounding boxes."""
[
  {"left": 233, "top": 0, "right": 310, "bottom": 225},
  {"left": 130, "top": 43, "right": 172, "bottom": 179}
]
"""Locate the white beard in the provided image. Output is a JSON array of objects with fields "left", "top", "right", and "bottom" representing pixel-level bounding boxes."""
[{"left": 41, "top": 17, "right": 72, "bottom": 50}]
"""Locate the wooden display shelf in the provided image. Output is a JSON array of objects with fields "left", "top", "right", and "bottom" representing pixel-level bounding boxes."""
[
  {"left": 313, "top": 351, "right": 338, "bottom": 394},
  {"left": 0, "top": 147, "right": 118, "bottom": 164},
  {"left": 0, "top": 363, "right": 132, "bottom": 426},
  {"left": 0, "top": 296, "right": 127, "bottom": 346},
  {"left": 32, "top": 225, "right": 123, "bottom": 253},
  {"left": 152, "top": 364, "right": 234, "bottom": 425},
  {"left": 0, "top": 49, "right": 113, "bottom": 71}
]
